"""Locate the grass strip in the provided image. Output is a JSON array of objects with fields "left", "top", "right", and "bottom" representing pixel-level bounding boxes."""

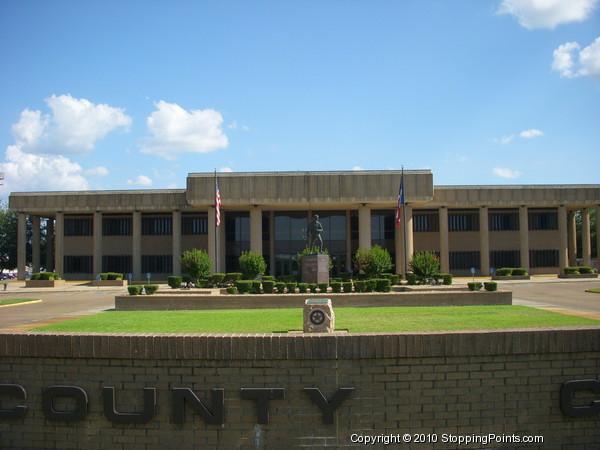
[
  {"left": 0, "top": 298, "right": 40, "bottom": 307},
  {"left": 31, "top": 305, "right": 599, "bottom": 333}
]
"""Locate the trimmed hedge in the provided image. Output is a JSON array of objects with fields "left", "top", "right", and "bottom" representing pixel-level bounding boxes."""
[
  {"left": 342, "top": 281, "right": 353, "bottom": 293},
  {"left": 127, "top": 286, "right": 142, "bottom": 295},
  {"left": 224, "top": 273, "right": 242, "bottom": 284},
  {"left": 308, "top": 283, "right": 318, "bottom": 293},
  {"left": 406, "top": 273, "right": 417, "bottom": 285},
  {"left": 565, "top": 266, "right": 595, "bottom": 274},
  {"left": 495, "top": 268, "right": 528, "bottom": 276},
  {"left": 317, "top": 282, "right": 329, "bottom": 293},
  {"left": 34, "top": 272, "right": 61, "bottom": 281},
  {"left": 375, "top": 278, "right": 391, "bottom": 292},
  {"left": 167, "top": 276, "right": 182, "bottom": 289},
  {"left": 511, "top": 268, "right": 528, "bottom": 276},
  {"left": 354, "top": 280, "right": 366, "bottom": 293},
  {"left": 144, "top": 285, "right": 159, "bottom": 295},
  {"left": 226, "top": 286, "right": 237, "bottom": 294},
  {"left": 484, "top": 281, "right": 498, "bottom": 292},
  {"left": 468, "top": 282, "right": 483, "bottom": 291},
  {"left": 298, "top": 283, "right": 308, "bottom": 293},
  {"left": 211, "top": 273, "right": 226, "bottom": 287},
  {"left": 275, "top": 282, "right": 286, "bottom": 294},
  {"left": 438, "top": 273, "right": 453, "bottom": 285},
  {"left": 495, "top": 268, "right": 513, "bottom": 276},
  {"left": 285, "top": 282, "right": 297, "bottom": 293},
  {"left": 251, "top": 280, "right": 262, "bottom": 294},
  {"left": 235, "top": 280, "right": 252, "bottom": 294},
  {"left": 262, "top": 280, "right": 275, "bottom": 294},
  {"left": 330, "top": 281, "right": 342, "bottom": 293}
]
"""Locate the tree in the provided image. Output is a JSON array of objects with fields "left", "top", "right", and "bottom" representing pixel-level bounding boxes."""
[
  {"left": 180, "top": 249, "right": 212, "bottom": 284},
  {"left": 354, "top": 245, "right": 393, "bottom": 278},
  {"left": 409, "top": 251, "right": 440, "bottom": 282},
  {"left": 0, "top": 203, "right": 18, "bottom": 273},
  {"left": 238, "top": 250, "right": 267, "bottom": 280}
]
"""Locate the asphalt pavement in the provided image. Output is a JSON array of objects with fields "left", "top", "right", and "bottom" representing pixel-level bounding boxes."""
[{"left": 0, "top": 277, "right": 599, "bottom": 331}]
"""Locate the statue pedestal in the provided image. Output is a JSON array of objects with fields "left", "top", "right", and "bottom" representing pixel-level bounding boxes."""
[{"left": 302, "top": 254, "right": 330, "bottom": 284}]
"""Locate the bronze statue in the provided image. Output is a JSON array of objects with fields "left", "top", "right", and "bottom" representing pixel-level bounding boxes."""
[{"left": 308, "top": 214, "right": 324, "bottom": 254}]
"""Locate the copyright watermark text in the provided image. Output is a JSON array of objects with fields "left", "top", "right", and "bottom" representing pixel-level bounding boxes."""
[{"left": 350, "top": 432, "right": 544, "bottom": 446}]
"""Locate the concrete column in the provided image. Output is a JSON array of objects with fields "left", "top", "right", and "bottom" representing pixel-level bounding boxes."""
[
  {"left": 32, "top": 216, "right": 41, "bottom": 274},
  {"left": 250, "top": 207, "right": 263, "bottom": 254},
  {"left": 17, "top": 214, "right": 27, "bottom": 280},
  {"left": 55, "top": 212, "right": 64, "bottom": 276},
  {"left": 132, "top": 212, "right": 141, "bottom": 281},
  {"left": 358, "top": 205, "right": 371, "bottom": 249},
  {"left": 208, "top": 207, "right": 217, "bottom": 273},
  {"left": 405, "top": 205, "right": 414, "bottom": 264},
  {"left": 581, "top": 209, "right": 591, "bottom": 267},
  {"left": 479, "top": 207, "right": 490, "bottom": 276},
  {"left": 218, "top": 212, "right": 226, "bottom": 273},
  {"left": 269, "top": 211, "right": 275, "bottom": 275},
  {"left": 346, "top": 210, "right": 352, "bottom": 273},
  {"left": 567, "top": 211, "right": 577, "bottom": 266},
  {"left": 439, "top": 207, "right": 449, "bottom": 274},
  {"left": 172, "top": 211, "right": 181, "bottom": 276},
  {"left": 46, "top": 218, "right": 54, "bottom": 272},
  {"left": 93, "top": 212, "right": 102, "bottom": 276},
  {"left": 519, "top": 206, "right": 529, "bottom": 271},
  {"left": 558, "top": 206, "right": 568, "bottom": 271}
]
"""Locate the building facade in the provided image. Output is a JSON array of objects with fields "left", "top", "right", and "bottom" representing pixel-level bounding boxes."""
[{"left": 9, "top": 170, "right": 600, "bottom": 280}]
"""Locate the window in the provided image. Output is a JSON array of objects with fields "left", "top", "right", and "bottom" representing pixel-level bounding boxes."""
[
  {"left": 103, "top": 216, "right": 132, "bottom": 236},
  {"left": 530, "top": 249, "right": 559, "bottom": 268},
  {"left": 102, "top": 255, "right": 132, "bottom": 274},
  {"left": 142, "top": 255, "right": 172, "bottom": 274},
  {"left": 489, "top": 210, "right": 519, "bottom": 231},
  {"left": 490, "top": 250, "right": 520, "bottom": 269},
  {"left": 64, "top": 216, "right": 93, "bottom": 236},
  {"left": 371, "top": 210, "right": 395, "bottom": 241},
  {"left": 413, "top": 210, "right": 439, "bottom": 232},
  {"left": 182, "top": 214, "right": 207, "bottom": 235},
  {"left": 448, "top": 210, "right": 479, "bottom": 231},
  {"left": 449, "top": 251, "right": 480, "bottom": 270},
  {"left": 528, "top": 210, "right": 558, "bottom": 230},
  {"left": 142, "top": 215, "right": 172, "bottom": 235},
  {"left": 64, "top": 255, "right": 93, "bottom": 273}
]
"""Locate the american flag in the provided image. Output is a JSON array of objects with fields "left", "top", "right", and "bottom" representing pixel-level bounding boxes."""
[
  {"left": 395, "top": 171, "right": 404, "bottom": 228},
  {"left": 215, "top": 178, "right": 221, "bottom": 227}
]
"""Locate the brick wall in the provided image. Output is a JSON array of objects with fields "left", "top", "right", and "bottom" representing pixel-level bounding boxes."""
[{"left": 1, "top": 327, "right": 599, "bottom": 448}]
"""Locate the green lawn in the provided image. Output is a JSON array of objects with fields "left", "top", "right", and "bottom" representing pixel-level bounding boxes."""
[
  {"left": 0, "top": 298, "right": 40, "bottom": 307},
  {"left": 31, "top": 305, "right": 599, "bottom": 333},
  {"left": 587, "top": 288, "right": 600, "bottom": 293}
]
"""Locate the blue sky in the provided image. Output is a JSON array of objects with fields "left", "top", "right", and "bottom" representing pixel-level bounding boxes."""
[{"left": 1, "top": 0, "right": 599, "bottom": 199}]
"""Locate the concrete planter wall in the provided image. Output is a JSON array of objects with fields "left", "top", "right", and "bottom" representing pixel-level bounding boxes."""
[
  {"left": 558, "top": 273, "right": 598, "bottom": 279},
  {"left": 491, "top": 275, "right": 530, "bottom": 280},
  {"left": 92, "top": 280, "right": 128, "bottom": 287},
  {"left": 25, "top": 280, "right": 66, "bottom": 288}
]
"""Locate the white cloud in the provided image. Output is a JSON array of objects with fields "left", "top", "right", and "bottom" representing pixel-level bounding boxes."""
[
  {"left": 127, "top": 175, "right": 153, "bottom": 186},
  {"left": 0, "top": 145, "right": 89, "bottom": 193},
  {"left": 219, "top": 166, "right": 233, "bottom": 172},
  {"left": 12, "top": 94, "right": 132, "bottom": 155},
  {"left": 552, "top": 38, "right": 600, "bottom": 79},
  {"left": 85, "top": 166, "right": 109, "bottom": 177},
  {"left": 352, "top": 166, "right": 364, "bottom": 171},
  {"left": 140, "top": 101, "right": 229, "bottom": 159},
  {"left": 498, "top": 0, "right": 599, "bottom": 29},
  {"left": 493, "top": 135, "right": 515, "bottom": 144},
  {"left": 520, "top": 129, "right": 545, "bottom": 138},
  {"left": 492, "top": 167, "right": 522, "bottom": 179}
]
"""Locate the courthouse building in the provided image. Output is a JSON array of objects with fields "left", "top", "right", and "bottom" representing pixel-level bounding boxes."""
[{"left": 9, "top": 170, "right": 600, "bottom": 280}]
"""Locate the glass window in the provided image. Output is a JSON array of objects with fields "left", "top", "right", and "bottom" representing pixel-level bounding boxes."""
[
  {"left": 64, "top": 216, "right": 93, "bottom": 236},
  {"left": 103, "top": 216, "right": 132, "bottom": 236},
  {"left": 489, "top": 210, "right": 519, "bottom": 231},
  {"left": 142, "top": 215, "right": 172, "bottom": 235},
  {"left": 449, "top": 210, "right": 479, "bottom": 232},
  {"left": 528, "top": 210, "right": 558, "bottom": 230}
]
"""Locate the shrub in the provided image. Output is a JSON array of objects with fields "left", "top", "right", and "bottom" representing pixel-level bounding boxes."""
[
  {"left": 353, "top": 280, "right": 366, "bottom": 292},
  {"left": 308, "top": 283, "right": 318, "bottom": 293},
  {"left": 226, "top": 286, "right": 237, "bottom": 294},
  {"left": 512, "top": 268, "right": 528, "bottom": 276},
  {"left": 262, "top": 275, "right": 276, "bottom": 281},
  {"left": 39, "top": 272, "right": 57, "bottom": 280},
  {"left": 318, "top": 282, "right": 329, "bottom": 293},
  {"left": 99, "top": 273, "right": 109, "bottom": 281},
  {"left": 354, "top": 245, "right": 393, "bottom": 278},
  {"left": 285, "top": 282, "right": 297, "bottom": 293},
  {"left": 495, "top": 268, "right": 513, "bottom": 276},
  {"left": 239, "top": 251, "right": 267, "bottom": 280},
  {"left": 251, "top": 280, "right": 262, "bottom": 294},
  {"left": 210, "top": 273, "right": 226, "bottom": 287},
  {"left": 330, "top": 281, "right": 342, "bottom": 293},
  {"left": 106, "top": 272, "right": 123, "bottom": 280},
  {"left": 564, "top": 267, "right": 580, "bottom": 274},
  {"left": 382, "top": 273, "right": 400, "bottom": 285},
  {"left": 144, "top": 285, "right": 159, "bottom": 295},
  {"left": 439, "top": 273, "right": 453, "bottom": 285},
  {"left": 375, "top": 278, "right": 391, "bottom": 292},
  {"left": 262, "top": 280, "right": 275, "bottom": 293},
  {"left": 406, "top": 273, "right": 417, "bottom": 285},
  {"left": 30, "top": 273, "right": 41, "bottom": 280},
  {"left": 298, "top": 283, "right": 309, "bottom": 293},
  {"left": 127, "top": 285, "right": 142, "bottom": 295},
  {"left": 409, "top": 251, "right": 440, "bottom": 282},
  {"left": 181, "top": 249, "right": 212, "bottom": 284},
  {"left": 468, "top": 282, "right": 483, "bottom": 291},
  {"left": 365, "top": 279, "right": 377, "bottom": 292},
  {"left": 224, "top": 273, "right": 242, "bottom": 285},
  {"left": 340, "top": 271, "right": 353, "bottom": 282},
  {"left": 235, "top": 280, "right": 252, "bottom": 294},
  {"left": 277, "top": 275, "right": 299, "bottom": 283},
  {"left": 578, "top": 266, "right": 594, "bottom": 274},
  {"left": 484, "top": 282, "right": 498, "bottom": 292},
  {"left": 342, "top": 281, "right": 353, "bottom": 293},
  {"left": 275, "top": 282, "right": 286, "bottom": 294},
  {"left": 167, "top": 276, "right": 182, "bottom": 289}
]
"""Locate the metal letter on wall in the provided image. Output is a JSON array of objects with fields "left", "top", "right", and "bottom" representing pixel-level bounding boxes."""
[
  {"left": 172, "top": 388, "right": 224, "bottom": 425},
  {"left": 0, "top": 384, "right": 27, "bottom": 420},
  {"left": 304, "top": 387, "right": 354, "bottom": 424},
  {"left": 103, "top": 386, "right": 156, "bottom": 424},
  {"left": 42, "top": 386, "right": 88, "bottom": 422},
  {"left": 240, "top": 388, "right": 285, "bottom": 425},
  {"left": 560, "top": 379, "right": 600, "bottom": 417}
]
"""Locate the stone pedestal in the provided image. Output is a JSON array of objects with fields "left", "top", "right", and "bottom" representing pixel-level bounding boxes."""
[
  {"left": 303, "top": 298, "right": 335, "bottom": 333},
  {"left": 301, "top": 254, "right": 330, "bottom": 284}
]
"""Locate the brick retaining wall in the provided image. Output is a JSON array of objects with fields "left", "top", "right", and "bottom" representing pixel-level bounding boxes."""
[{"left": 0, "top": 327, "right": 599, "bottom": 448}]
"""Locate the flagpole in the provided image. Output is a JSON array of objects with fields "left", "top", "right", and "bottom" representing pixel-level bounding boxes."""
[
  {"left": 214, "top": 169, "right": 218, "bottom": 273},
  {"left": 402, "top": 166, "right": 408, "bottom": 277}
]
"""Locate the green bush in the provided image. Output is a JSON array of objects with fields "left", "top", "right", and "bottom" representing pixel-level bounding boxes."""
[
  {"left": 106, "top": 272, "right": 123, "bottom": 280},
  {"left": 224, "top": 273, "right": 242, "bottom": 285},
  {"left": 99, "top": 273, "right": 109, "bottom": 281},
  {"left": 211, "top": 273, "right": 226, "bottom": 287},
  {"left": 235, "top": 280, "right": 252, "bottom": 294},
  {"left": 382, "top": 273, "right": 400, "bottom": 285},
  {"left": 578, "top": 266, "right": 594, "bottom": 274},
  {"left": 30, "top": 273, "right": 41, "bottom": 280},
  {"left": 39, "top": 272, "right": 57, "bottom": 280},
  {"left": 409, "top": 251, "right": 440, "bottom": 282},
  {"left": 353, "top": 280, "right": 366, "bottom": 292},
  {"left": 317, "top": 282, "right": 329, "bottom": 293},
  {"left": 564, "top": 267, "right": 580, "bottom": 274},
  {"left": 406, "top": 273, "right": 417, "bottom": 285},
  {"left": 365, "top": 279, "right": 377, "bottom": 292},
  {"left": 277, "top": 275, "right": 299, "bottom": 283},
  {"left": 308, "top": 283, "right": 318, "bottom": 293},
  {"left": 468, "top": 282, "right": 483, "bottom": 291},
  {"left": 298, "top": 283, "right": 309, "bottom": 293},
  {"left": 251, "top": 280, "right": 262, "bottom": 294},
  {"left": 239, "top": 251, "right": 267, "bottom": 280},
  {"left": 181, "top": 249, "right": 212, "bottom": 284},
  {"left": 262, "top": 275, "right": 276, "bottom": 281},
  {"left": 511, "top": 268, "right": 528, "bottom": 276},
  {"left": 375, "top": 278, "right": 391, "bottom": 292},
  {"left": 330, "top": 281, "right": 342, "bottom": 293},
  {"left": 342, "top": 281, "right": 353, "bottom": 293},
  {"left": 340, "top": 271, "right": 353, "bottom": 282},
  {"left": 484, "top": 282, "right": 498, "bottom": 292},
  {"left": 439, "top": 273, "right": 453, "bottom": 285},
  {"left": 354, "top": 245, "right": 393, "bottom": 278},
  {"left": 285, "top": 282, "right": 297, "bottom": 293},
  {"left": 167, "top": 276, "right": 182, "bottom": 289},
  {"left": 144, "top": 285, "right": 159, "bottom": 295},
  {"left": 275, "top": 282, "right": 286, "bottom": 294},
  {"left": 127, "top": 285, "right": 142, "bottom": 295},
  {"left": 495, "top": 268, "right": 513, "bottom": 276},
  {"left": 226, "top": 286, "right": 237, "bottom": 294},
  {"left": 262, "top": 280, "right": 275, "bottom": 293}
]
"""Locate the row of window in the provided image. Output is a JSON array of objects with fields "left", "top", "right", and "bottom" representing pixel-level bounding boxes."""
[
  {"left": 63, "top": 255, "right": 173, "bottom": 274},
  {"left": 448, "top": 249, "right": 559, "bottom": 270},
  {"left": 414, "top": 210, "right": 559, "bottom": 232},
  {"left": 64, "top": 215, "right": 209, "bottom": 237}
]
